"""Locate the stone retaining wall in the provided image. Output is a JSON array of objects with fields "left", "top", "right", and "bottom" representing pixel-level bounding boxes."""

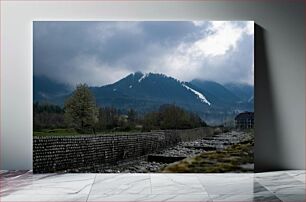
[{"left": 33, "top": 127, "right": 213, "bottom": 173}]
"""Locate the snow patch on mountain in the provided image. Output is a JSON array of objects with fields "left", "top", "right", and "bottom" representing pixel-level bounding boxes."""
[
  {"left": 138, "top": 73, "right": 149, "bottom": 83},
  {"left": 182, "top": 84, "right": 211, "bottom": 106},
  {"left": 248, "top": 96, "right": 254, "bottom": 103}
]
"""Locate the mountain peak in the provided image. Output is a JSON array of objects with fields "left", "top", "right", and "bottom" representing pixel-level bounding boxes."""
[
  {"left": 138, "top": 73, "right": 149, "bottom": 83},
  {"left": 129, "top": 72, "right": 172, "bottom": 83},
  {"left": 127, "top": 71, "right": 143, "bottom": 78},
  {"left": 134, "top": 71, "right": 144, "bottom": 76}
]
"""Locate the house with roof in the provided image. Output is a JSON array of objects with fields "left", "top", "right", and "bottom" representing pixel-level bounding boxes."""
[{"left": 235, "top": 112, "right": 254, "bottom": 129}]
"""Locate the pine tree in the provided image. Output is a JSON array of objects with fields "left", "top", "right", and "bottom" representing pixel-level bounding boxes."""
[{"left": 64, "top": 84, "right": 98, "bottom": 134}]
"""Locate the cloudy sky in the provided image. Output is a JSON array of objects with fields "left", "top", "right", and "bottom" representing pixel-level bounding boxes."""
[{"left": 34, "top": 21, "right": 254, "bottom": 87}]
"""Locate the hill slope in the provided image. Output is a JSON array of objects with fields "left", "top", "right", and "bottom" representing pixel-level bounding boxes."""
[
  {"left": 91, "top": 72, "right": 212, "bottom": 113},
  {"left": 33, "top": 72, "right": 254, "bottom": 124}
]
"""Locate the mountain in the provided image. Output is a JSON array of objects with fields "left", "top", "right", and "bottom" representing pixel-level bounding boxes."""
[
  {"left": 190, "top": 80, "right": 240, "bottom": 105},
  {"left": 90, "top": 72, "right": 212, "bottom": 114},
  {"left": 33, "top": 72, "right": 254, "bottom": 124},
  {"left": 33, "top": 75, "right": 71, "bottom": 104},
  {"left": 224, "top": 83, "right": 254, "bottom": 102}
]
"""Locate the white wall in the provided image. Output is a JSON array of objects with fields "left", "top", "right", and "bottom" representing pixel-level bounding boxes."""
[{"left": 1, "top": 0, "right": 304, "bottom": 171}]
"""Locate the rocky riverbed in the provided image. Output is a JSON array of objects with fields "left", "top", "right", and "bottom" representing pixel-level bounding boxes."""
[
  {"left": 153, "top": 130, "right": 252, "bottom": 157},
  {"left": 65, "top": 130, "right": 254, "bottom": 173}
]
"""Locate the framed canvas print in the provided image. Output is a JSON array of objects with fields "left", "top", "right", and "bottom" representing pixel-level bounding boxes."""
[{"left": 33, "top": 21, "right": 254, "bottom": 173}]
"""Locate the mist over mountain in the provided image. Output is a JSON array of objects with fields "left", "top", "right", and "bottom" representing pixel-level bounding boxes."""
[
  {"left": 224, "top": 83, "right": 254, "bottom": 102},
  {"left": 33, "top": 72, "right": 253, "bottom": 125},
  {"left": 33, "top": 75, "right": 71, "bottom": 103}
]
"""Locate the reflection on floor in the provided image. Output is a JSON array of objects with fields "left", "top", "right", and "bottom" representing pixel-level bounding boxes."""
[{"left": 0, "top": 170, "right": 305, "bottom": 201}]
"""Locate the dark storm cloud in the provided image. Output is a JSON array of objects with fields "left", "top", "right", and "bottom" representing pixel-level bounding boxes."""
[
  {"left": 33, "top": 21, "right": 253, "bottom": 86},
  {"left": 196, "top": 32, "right": 254, "bottom": 84},
  {"left": 141, "top": 21, "right": 205, "bottom": 43}
]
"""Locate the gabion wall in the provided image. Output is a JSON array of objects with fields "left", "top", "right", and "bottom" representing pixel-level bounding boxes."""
[{"left": 33, "top": 127, "right": 213, "bottom": 173}]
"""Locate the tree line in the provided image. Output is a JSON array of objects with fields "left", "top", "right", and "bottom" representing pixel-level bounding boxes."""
[{"left": 34, "top": 84, "right": 207, "bottom": 134}]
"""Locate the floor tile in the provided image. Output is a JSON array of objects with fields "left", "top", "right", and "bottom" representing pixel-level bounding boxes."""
[
  {"left": 256, "top": 174, "right": 305, "bottom": 195},
  {"left": 211, "top": 194, "right": 255, "bottom": 201},
  {"left": 255, "top": 171, "right": 293, "bottom": 180},
  {"left": 211, "top": 193, "right": 283, "bottom": 202},
  {"left": 253, "top": 194, "right": 282, "bottom": 202},
  {"left": 1, "top": 173, "right": 96, "bottom": 196},
  {"left": 198, "top": 174, "right": 254, "bottom": 195},
  {"left": 0, "top": 170, "right": 8, "bottom": 174},
  {"left": 285, "top": 170, "right": 306, "bottom": 175},
  {"left": 275, "top": 194, "right": 306, "bottom": 202},
  {"left": 150, "top": 174, "right": 208, "bottom": 195},
  {"left": 253, "top": 181, "right": 270, "bottom": 194},
  {"left": 286, "top": 170, "right": 306, "bottom": 184},
  {"left": 1, "top": 170, "right": 306, "bottom": 202},
  {"left": 0, "top": 170, "right": 30, "bottom": 176},
  {"left": 0, "top": 194, "right": 88, "bottom": 202},
  {"left": 88, "top": 194, "right": 211, "bottom": 202},
  {"left": 90, "top": 174, "right": 151, "bottom": 195}
]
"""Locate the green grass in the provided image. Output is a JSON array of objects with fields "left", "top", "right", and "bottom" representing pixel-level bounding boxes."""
[
  {"left": 161, "top": 133, "right": 254, "bottom": 173},
  {"left": 33, "top": 129, "right": 79, "bottom": 137}
]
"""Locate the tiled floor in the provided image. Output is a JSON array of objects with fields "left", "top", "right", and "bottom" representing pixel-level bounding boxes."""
[{"left": 0, "top": 170, "right": 305, "bottom": 201}]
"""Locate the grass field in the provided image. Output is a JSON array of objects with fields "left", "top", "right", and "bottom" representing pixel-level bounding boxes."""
[
  {"left": 161, "top": 133, "right": 254, "bottom": 173},
  {"left": 33, "top": 129, "right": 78, "bottom": 137}
]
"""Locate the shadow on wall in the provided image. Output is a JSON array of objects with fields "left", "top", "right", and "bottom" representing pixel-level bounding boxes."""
[{"left": 254, "top": 24, "right": 283, "bottom": 172}]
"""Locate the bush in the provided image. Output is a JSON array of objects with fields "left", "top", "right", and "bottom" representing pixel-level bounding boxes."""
[
  {"left": 33, "top": 102, "right": 66, "bottom": 130},
  {"left": 142, "top": 104, "right": 205, "bottom": 131}
]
